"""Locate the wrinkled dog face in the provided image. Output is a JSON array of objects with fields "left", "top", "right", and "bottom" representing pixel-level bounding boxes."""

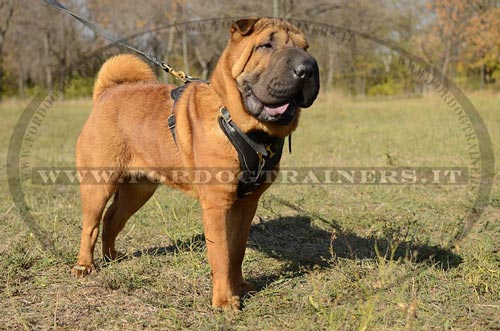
[{"left": 231, "top": 18, "right": 320, "bottom": 125}]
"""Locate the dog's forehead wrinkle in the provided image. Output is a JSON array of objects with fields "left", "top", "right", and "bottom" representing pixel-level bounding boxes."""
[
  {"left": 253, "top": 20, "right": 307, "bottom": 49},
  {"left": 289, "top": 32, "right": 308, "bottom": 49},
  {"left": 256, "top": 30, "right": 276, "bottom": 43},
  {"left": 254, "top": 18, "right": 300, "bottom": 34}
]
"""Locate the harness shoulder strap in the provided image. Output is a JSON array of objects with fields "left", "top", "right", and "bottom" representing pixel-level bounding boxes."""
[
  {"left": 167, "top": 114, "right": 177, "bottom": 144},
  {"left": 168, "top": 84, "right": 190, "bottom": 145},
  {"left": 168, "top": 81, "right": 209, "bottom": 145}
]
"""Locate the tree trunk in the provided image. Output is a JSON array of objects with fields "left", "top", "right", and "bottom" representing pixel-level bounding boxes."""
[
  {"left": 0, "top": 0, "right": 15, "bottom": 101},
  {"left": 194, "top": 46, "right": 209, "bottom": 80},
  {"left": 0, "top": 45, "right": 3, "bottom": 102},
  {"left": 273, "top": 0, "right": 279, "bottom": 16},
  {"left": 17, "top": 61, "right": 24, "bottom": 98},
  {"left": 440, "top": 14, "right": 455, "bottom": 87},
  {"left": 480, "top": 63, "right": 486, "bottom": 89},
  {"left": 165, "top": 19, "right": 176, "bottom": 84},
  {"left": 44, "top": 32, "right": 53, "bottom": 92},
  {"left": 326, "top": 49, "right": 334, "bottom": 91},
  {"left": 149, "top": 22, "right": 163, "bottom": 78},
  {"left": 182, "top": 30, "right": 189, "bottom": 78},
  {"left": 359, "top": 74, "right": 366, "bottom": 96},
  {"left": 441, "top": 51, "right": 450, "bottom": 86}
]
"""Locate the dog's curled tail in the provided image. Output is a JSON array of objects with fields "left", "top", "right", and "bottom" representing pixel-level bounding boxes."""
[{"left": 93, "top": 54, "right": 157, "bottom": 102}]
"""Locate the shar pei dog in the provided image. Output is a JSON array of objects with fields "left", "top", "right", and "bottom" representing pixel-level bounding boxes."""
[{"left": 72, "top": 17, "right": 319, "bottom": 310}]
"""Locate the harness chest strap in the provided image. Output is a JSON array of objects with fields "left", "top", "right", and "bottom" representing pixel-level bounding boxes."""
[
  {"left": 169, "top": 85, "right": 287, "bottom": 198},
  {"left": 218, "top": 107, "right": 285, "bottom": 198}
]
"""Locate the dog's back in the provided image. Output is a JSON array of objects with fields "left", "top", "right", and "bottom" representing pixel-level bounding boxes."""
[{"left": 76, "top": 54, "right": 180, "bottom": 172}]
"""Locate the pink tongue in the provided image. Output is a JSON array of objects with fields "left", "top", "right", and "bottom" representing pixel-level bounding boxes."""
[{"left": 263, "top": 103, "right": 289, "bottom": 116}]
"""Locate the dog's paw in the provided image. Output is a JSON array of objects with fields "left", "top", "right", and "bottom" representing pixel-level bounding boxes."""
[
  {"left": 71, "top": 264, "right": 94, "bottom": 278},
  {"left": 213, "top": 295, "right": 241, "bottom": 311}
]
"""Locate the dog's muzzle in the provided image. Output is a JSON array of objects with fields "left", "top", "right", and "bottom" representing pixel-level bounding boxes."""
[{"left": 241, "top": 48, "right": 320, "bottom": 124}]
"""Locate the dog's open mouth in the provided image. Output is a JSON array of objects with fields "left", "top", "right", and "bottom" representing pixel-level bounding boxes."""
[
  {"left": 244, "top": 89, "right": 298, "bottom": 124},
  {"left": 263, "top": 102, "right": 290, "bottom": 116}
]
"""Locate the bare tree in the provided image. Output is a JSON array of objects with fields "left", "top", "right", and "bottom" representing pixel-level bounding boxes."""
[
  {"left": 0, "top": 0, "right": 14, "bottom": 100},
  {"left": 0, "top": 0, "right": 489, "bottom": 98}
]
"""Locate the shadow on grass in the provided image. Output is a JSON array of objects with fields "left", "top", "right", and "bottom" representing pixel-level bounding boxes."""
[
  {"left": 129, "top": 215, "right": 462, "bottom": 291},
  {"left": 247, "top": 215, "right": 463, "bottom": 289},
  {"left": 131, "top": 233, "right": 206, "bottom": 258}
]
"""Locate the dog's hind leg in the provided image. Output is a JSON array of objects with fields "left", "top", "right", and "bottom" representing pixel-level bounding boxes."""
[
  {"left": 101, "top": 180, "right": 158, "bottom": 261},
  {"left": 72, "top": 183, "right": 116, "bottom": 278}
]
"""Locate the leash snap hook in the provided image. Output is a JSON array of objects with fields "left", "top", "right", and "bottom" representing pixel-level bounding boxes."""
[{"left": 219, "top": 107, "right": 232, "bottom": 123}]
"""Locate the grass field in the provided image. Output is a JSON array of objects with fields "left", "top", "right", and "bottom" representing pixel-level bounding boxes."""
[{"left": 0, "top": 92, "right": 499, "bottom": 330}]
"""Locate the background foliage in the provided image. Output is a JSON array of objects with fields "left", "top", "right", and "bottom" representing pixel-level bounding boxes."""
[{"left": 0, "top": 0, "right": 499, "bottom": 100}]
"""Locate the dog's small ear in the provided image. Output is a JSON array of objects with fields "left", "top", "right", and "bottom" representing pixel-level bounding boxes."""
[{"left": 230, "top": 18, "right": 259, "bottom": 36}]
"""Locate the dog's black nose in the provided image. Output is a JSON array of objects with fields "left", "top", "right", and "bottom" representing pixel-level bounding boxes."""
[{"left": 293, "top": 64, "right": 311, "bottom": 80}]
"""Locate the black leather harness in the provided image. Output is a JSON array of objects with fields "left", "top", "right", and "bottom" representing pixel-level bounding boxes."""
[
  {"left": 169, "top": 84, "right": 285, "bottom": 199},
  {"left": 168, "top": 84, "right": 190, "bottom": 144},
  {"left": 218, "top": 107, "right": 284, "bottom": 198}
]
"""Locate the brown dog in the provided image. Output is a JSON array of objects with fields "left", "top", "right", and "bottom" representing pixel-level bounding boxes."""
[{"left": 72, "top": 18, "right": 319, "bottom": 310}]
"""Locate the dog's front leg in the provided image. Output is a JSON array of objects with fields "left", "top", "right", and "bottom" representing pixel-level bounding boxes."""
[{"left": 201, "top": 199, "right": 258, "bottom": 310}]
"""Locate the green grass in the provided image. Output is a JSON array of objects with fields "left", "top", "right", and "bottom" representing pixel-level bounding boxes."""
[{"left": 0, "top": 93, "right": 499, "bottom": 330}]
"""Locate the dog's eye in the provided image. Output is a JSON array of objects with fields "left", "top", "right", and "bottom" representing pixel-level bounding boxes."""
[{"left": 257, "top": 43, "right": 273, "bottom": 50}]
